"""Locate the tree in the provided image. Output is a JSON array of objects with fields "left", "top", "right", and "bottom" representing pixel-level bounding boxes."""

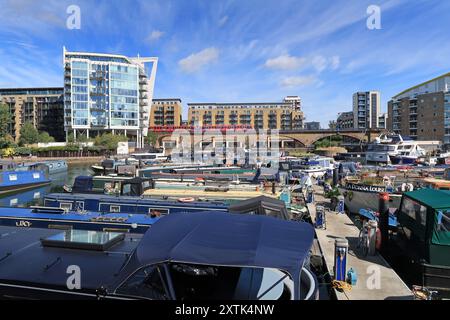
[
  {"left": 38, "top": 131, "right": 55, "bottom": 143},
  {"left": 19, "top": 122, "right": 39, "bottom": 145},
  {"left": 0, "top": 103, "right": 11, "bottom": 139},
  {"left": 328, "top": 120, "right": 337, "bottom": 130},
  {"left": 94, "top": 133, "right": 128, "bottom": 150},
  {"left": 146, "top": 131, "right": 159, "bottom": 147}
]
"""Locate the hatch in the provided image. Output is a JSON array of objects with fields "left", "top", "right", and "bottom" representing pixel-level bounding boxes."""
[{"left": 41, "top": 230, "right": 125, "bottom": 251}]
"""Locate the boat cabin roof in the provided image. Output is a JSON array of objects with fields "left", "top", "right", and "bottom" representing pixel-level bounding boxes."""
[
  {"left": 130, "top": 213, "right": 314, "bottom": 284},
  {"left": 404, "top": 189, "right": 450, "bottom": 210},
  {"left": 0, "top": 226, "right": 142, "bottom": 289}
]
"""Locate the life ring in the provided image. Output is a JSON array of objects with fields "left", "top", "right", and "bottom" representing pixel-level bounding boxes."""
[{"left": 178, "top": 197, "right": 195, "bottom": 203}]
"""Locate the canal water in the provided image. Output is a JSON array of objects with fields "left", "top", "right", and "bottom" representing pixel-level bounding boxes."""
[{"left": 0, "top": 163, "right": 94, "bottom": 208}]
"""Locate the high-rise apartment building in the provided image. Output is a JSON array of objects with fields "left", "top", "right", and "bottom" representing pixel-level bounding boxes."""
[
  {"left": 63, "top": 47, "right": 158, "bottom": 147},
  {"left": 150, "top": 99, "right": 182, "bottom": 127},
  {"left": 387, "top": 72, "right": 450, "bottom": 147},
  {"left": 0, "top": 87, "right": 65, "bottom": 142},
  {"left": 352, "top": 91, "right": 381, "bottom": 129},
  {"left": 187, "top": 97, "right": 304, "bottom": 130}
]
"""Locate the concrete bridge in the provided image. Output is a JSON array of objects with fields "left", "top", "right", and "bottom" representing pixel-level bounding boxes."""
[{"left": 154, "top": 127, "right": 386, "bottom": 150}]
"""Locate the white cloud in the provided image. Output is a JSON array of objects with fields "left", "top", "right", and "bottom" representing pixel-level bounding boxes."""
[
  {"left": 147, "top": 30, "right": 164, "bottom": 41},
  {"left": 218, "top": 16, "right": 228, "bottom": 27},
  {"left": 311, "top": 56, "right": 327, "bottom": 73},
  {"left": 281, "top": 76, "right": 317, "bottom": 88},
  {"left": 265, "top": 54, "right": 340, "bottom": 72},
  {"left": 330, "top": 56, "right": 340, "bottom": 70},
  {"left": 265, "top": 54, "right": 306, "bottom": 70},
  {"left": 179, "top": 47, "right": 219, "bottom": 73}
]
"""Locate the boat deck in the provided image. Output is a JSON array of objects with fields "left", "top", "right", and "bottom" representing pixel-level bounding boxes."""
[
  {"left": 143, "top": 188, "right": 280, "bottom": 200},
  {"left": 308, "top": 185, "right": 413, "bottom": 300}
]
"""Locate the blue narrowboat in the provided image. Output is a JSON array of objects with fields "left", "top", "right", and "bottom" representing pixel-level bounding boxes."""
[
  {"left": 19, "top": 160, "right": 68, "bottom": 175},
  {"left": 0, "top": 162, "right": 51, "bottom": 195},
  {"left": 43, "top": 193, "right": 229, "bottom": 215},
  {"left": 0, "top": 206, "right": 159, "bottom": 233}
]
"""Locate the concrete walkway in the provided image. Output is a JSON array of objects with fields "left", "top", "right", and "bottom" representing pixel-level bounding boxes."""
[{"left": 308, "top": 185, "right": 413, "bottom": 300}]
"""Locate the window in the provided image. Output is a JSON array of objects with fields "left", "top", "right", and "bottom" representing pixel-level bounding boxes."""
[
  {"left": 60, "top": 202, "right": 73, "bottom": 211},
  {"left": 33, "top": 173, "right": 40, "bottom": 179},
  {"left": 436, "top": 211, "right": 450, "bottom": 233},
  {"left": 401, "top": 197, "right": 427, "bottom": 228},
  {"left": 116, "top": 265, "right": 169, "bottom": 299},
  {"left": 149, "top": 208, "right": 169, "bottom": 217},
  {"left": 110, "top": 205, "right": 121, "bottom": 213},
  {"left": 8, "top": 174, "right": 17, "bottom": 181}
]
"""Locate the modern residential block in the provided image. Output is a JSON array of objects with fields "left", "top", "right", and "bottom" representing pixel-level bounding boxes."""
[
  {"left": 63, "top": 47, "right": 158, "bottom": 147},
  {"left": 150, "top": 99, "right": 182, "bottom": 127},
  {"left": 336, "top": 111, "right": 354, "bottom": 130},
  {"left": 352, "top": 91, "right": 381, "bottom": 129},
  {"left": 187, "top": 96, "right": 305, "bottom": 130},
  {"left": 387, "top": 72, "right": 450, "bottom": 147},
  {"left": 0, "top": 87, "right": 65, "bottom": 142}
]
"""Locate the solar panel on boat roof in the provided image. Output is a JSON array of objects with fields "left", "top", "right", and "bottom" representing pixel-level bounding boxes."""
[{"left": 41, "top": 230, "right": 125, "bottom": 251}]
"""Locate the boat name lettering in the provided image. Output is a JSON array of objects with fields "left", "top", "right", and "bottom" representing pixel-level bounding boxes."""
[
  {"left": 346, "top": 183, "right": 386, "bottom": 193},
  {"left": 16, "top": 220, "right": 32, "bottom": 227}
]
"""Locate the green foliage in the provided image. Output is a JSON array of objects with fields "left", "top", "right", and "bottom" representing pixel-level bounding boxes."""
[
  {"left": 0, "top": 103, "right": 11, "bottom": 139},
  {"left": 324, "top": 187, "right": 341, "bottom": 199},
  {"left": 19, "top": 122, "right": 39, "bottom": 145},
  {"left": 38, "top": 131, "right": 55, "bottom": 143},
  {"left": 94, "top": 133, "right": 128, "bottom": 150},
  {"left": 314, "top": 135, "right": 343, "bottom": 149},
  {"left": 0, "top": 134, "right": 16, "bottom": 149},
  {"left": 67, "top": 132, "right": 75, "bottom": 143},
  {"left": 14, "top": 147, "right": 32, "bottom": 156},
  {"left": 146, "top": 131, "right": 159, "bottom": 147}
]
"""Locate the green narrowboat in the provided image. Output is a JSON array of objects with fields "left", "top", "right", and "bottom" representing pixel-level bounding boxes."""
[{"left": 394, "top": 188, "right": 450, "bottom": 297}]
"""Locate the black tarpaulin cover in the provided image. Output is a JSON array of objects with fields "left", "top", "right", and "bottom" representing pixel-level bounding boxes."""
[{"left": 133, "top": 212, "right": 314, "bottom": 299}]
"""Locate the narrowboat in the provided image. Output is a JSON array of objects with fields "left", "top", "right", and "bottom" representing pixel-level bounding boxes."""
[
  {"left": 20, "top": 160, "right": 67, "bottom": 175},
  {"left": 0, "top": 162, "right": 51, "bottom": 195},
  {"left": 339, "top": 181, "right": 403, "bottom": 214},
  {"left": 0, "top": 206, "right": 158, "bottom": 233},
  {"left": 43, "top": 193, "right": 229, "bottom": 215},
  {"left": 0, "top": 213, "right": 318, "bottom": 300},
  {"left": 391, "top": 188, "right": 450, "bottom": 298}
]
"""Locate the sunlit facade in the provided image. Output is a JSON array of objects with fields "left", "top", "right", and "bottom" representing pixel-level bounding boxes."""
[{"left": 63, "top": 47, "right": 158, "bottom": 147}]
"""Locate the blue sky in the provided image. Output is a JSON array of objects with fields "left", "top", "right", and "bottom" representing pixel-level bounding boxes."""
[{"left": 0, "top": 0, "right": 449, "bottom": 127}]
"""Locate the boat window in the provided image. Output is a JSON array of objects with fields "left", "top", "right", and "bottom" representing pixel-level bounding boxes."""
[
  {"left": 60, "top": 202, "right": 73, "bottom": 211},
  {"left": 33, "top": 173, "right": 40, "bottom": 179},
  {"left": 436, "top": 211, "right": 450, "bottom": 233},
  {"left": 41, "top": 230, "right": 125, "bottom": 251},
  {"left": 116, "top": 265, "right": 170, "bottom": 300},
  {"left": 401, "top": 197, "right": 428, "bottom": 228},
  {"left": 8, "top": 174, "right": 17, "bottom": 181},
  {"left": 110, "top": 205, "right": 121, "bottom": 213},
  {"left": 149, "top": 208, "right": 169, "bottom": 217}
]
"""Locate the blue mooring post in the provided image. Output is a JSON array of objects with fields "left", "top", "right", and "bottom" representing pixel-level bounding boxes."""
[{"left": 334, "top": 238, "right": 348, "bottom": 282}]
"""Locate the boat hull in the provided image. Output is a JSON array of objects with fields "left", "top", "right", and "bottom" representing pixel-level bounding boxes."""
[
  {"left": 338, "top": 185, "right": 402, "bottom": 214},
  {"left": 0, "top": 181, "right": 51, "bottom": 196},
  {"left": 390, "top": 156, "right": 417, "bottom": 165}
]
